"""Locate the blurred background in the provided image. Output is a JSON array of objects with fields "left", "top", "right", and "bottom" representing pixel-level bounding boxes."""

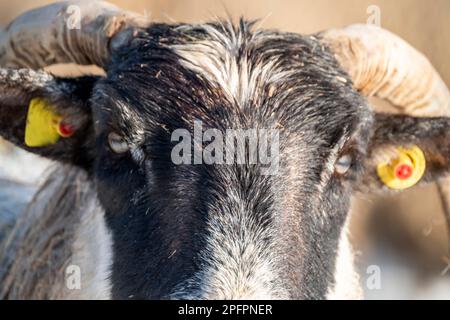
[{"left": 0, "top": 0, "right": 449, "bottom": 299}]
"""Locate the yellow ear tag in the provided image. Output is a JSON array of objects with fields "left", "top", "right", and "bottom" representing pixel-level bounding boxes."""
[
  {"left": 25, "top": 98, "right": 62, "bottom": 147},
  {"left": 376, "top": 145, "right": 426, "bottom": 190}
]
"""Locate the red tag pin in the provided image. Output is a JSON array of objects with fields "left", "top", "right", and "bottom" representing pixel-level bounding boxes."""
[
  {"left": 394, "top": 164, "right": 413, "bottom": 180},
  {"left": 57, "top": 121, "right": 75, "bottom": 138}
]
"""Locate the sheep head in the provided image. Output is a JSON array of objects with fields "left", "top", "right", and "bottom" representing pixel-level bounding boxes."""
[{"left": 0, "top": 1, "right": 449, "bottom": 299}]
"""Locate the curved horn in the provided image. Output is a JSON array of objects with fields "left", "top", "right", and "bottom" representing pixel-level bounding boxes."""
[
  {"left": 0, "top": 1, "right": 148, "bottom": 69},
  {"left": 321, "top": 24, "right": 450, "bottom": 117}
]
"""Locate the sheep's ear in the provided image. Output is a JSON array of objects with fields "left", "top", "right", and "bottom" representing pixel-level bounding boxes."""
[
  {"left": 0, "top": 69, "right": 98, "bottom": 169},
  {"left": 359, "top": 114, "right": 450, "bottom": 193}
]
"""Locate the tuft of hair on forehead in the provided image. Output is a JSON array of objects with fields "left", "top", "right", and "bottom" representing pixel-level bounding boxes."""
[
  {"left": 105, "top": 19, "right": 367, "bottom": 133},
  {"left": 171, "top": 19, "right": 351, "bottom": 110}
]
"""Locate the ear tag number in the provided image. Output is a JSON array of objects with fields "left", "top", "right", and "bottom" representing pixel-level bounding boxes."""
[
  {"left": 25, "top": 98, "right": 74, "bottom": 147},
  {"left": 376, "top": 145, "right": 426, "bottom": 190}
]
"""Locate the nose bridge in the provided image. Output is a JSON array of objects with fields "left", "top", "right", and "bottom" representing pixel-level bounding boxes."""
[{"left": 171, "top": 195, "right": 290, "bottom": 300}]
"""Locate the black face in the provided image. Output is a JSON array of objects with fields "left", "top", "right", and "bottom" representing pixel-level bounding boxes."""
[{"left": 88, "top": 23, "right": 372, "bottom": 299}]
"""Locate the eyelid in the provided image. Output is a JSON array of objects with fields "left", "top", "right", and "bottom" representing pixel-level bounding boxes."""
[{"left": 338, "top": 139, "right": 356, "bottom": 156}]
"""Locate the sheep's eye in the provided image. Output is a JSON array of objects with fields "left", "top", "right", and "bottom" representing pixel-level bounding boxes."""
[
  {"left": 108, "top": 132, "right": 129, "bottom": 154},
  {"left": 335, "top": 154, "right": 352, "bottom": 175}
]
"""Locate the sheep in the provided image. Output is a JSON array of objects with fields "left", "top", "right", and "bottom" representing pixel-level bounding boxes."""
[{"left": 0, "top": 1, "right": 449, "bottom": 299}]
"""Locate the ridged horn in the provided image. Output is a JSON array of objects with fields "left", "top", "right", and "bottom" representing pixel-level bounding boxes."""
[
  {"left": 321, "top": 24, "right": 450, "bottom": 117},
  {"left": 0, "top": 1, "right": 148, "bottom": 69}
]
